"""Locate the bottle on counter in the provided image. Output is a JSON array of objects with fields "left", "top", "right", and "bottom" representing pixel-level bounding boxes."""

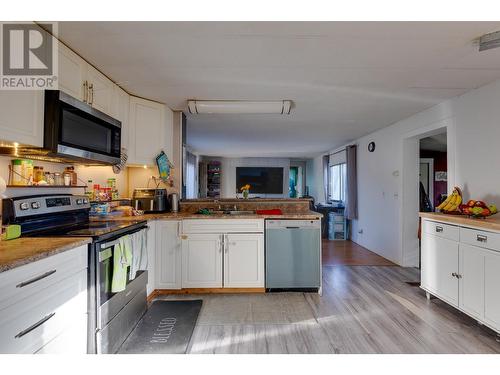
[
  {"left": 86, "top": 179, "right": 94, "bottom": 201},
  {"left": 64, "top": 166, "right": 78, "bottom": 185},
  {"left": 63, "top": 172, "right": 71, "bottom": 186},
  {"left": 10, "top": 160, "right": 24, "bottom": 186}
]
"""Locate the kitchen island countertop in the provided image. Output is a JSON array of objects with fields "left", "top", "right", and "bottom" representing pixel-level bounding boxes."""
[
  {"left": 0, "top": 237, "right": 92, "bottom": 273},
  {"left": 91, "top": 210, "right": 323, "bottom": 222},
  {"left": 419, "top": 212, "right": 500, "bottom": 232}
]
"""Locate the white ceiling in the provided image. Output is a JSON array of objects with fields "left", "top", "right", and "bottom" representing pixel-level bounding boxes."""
[{"left": 57, "top": 22, "right": 500, "bottom": 157}]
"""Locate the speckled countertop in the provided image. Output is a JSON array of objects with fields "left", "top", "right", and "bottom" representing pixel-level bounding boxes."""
[
  {"left": 0, "top": 210, "right": 321, "bottom": 274},
  {"left": 420, "top": 212, "right": 500, "bottom": 232},
  {"left": 0, "top": 237, "right": 92, "bottom": 273},
  {"left": 91, "top": 211, "right": 323, "bottom": 222}
]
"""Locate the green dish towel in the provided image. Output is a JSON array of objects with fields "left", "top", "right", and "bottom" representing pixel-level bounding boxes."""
[{"left": 111, "top": 235, "right": 132, "bottom": 293}]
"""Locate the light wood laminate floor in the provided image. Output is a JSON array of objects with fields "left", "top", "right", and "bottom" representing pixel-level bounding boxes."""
[
  {"left": 322, "top": 240, "right": 396, "bottom": 266},
  {"left": 155, "top": 265, "right": 500, "bottom": 354}
]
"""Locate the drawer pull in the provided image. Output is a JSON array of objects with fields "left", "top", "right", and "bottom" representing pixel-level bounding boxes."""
[
  {"left": 477, "top": 234, "right": 488, "bottom": 243},
  {"left": 16, "top": 269, "right": 56, "bottom": 288},
  {"left": 435, "top": 226, "right": 444, "bottom": 233},
  {"left": 15, "top": 312, "right": 55, "bottom": 339}
]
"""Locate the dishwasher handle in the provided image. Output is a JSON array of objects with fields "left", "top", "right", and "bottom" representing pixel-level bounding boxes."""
[{"left": 285, "top": 226, "right": 301, "bottom": 229}]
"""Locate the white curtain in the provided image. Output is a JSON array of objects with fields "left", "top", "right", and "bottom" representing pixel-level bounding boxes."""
[{"left": 185, "top": 152, "right": 197, "bottom": 199}]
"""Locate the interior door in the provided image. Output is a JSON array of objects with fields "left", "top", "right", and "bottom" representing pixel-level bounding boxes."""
[{"left": 181, "top": 233, "right": 222, "bottom": 288}]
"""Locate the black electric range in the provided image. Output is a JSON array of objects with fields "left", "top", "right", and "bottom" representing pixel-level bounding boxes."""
[{"left": 2, "top": 194, "right": 149, "bottom": 354}]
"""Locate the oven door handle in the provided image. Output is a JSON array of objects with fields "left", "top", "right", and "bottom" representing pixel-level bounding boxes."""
[{"left": 100, "top": 226, "right": 149, "bottom": 249}]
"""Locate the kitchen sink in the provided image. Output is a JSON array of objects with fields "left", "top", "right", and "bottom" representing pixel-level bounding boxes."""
[{"left": 209, "top": 210, "right": 256, "bottom": 215}]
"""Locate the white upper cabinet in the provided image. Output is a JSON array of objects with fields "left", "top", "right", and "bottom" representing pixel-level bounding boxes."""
[
  {"left": 128, "top": 96, "right": 170, "bottom": 166},
  {"left": 85, "top": 65, "right": 114, "bottom": 115},
  {"left": 111, "top": 86, "right": 130, "bottom": 150},
  {"left": 58, "top": 43, "right": 86, "bottom": 101},
  {"left": 0, "top": 91, "right": 44, "bottom": 147},
  {"left": 57, "top": 42, "right": 116, "bottom": 117}
]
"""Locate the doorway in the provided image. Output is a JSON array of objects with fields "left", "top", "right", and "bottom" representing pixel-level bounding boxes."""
[
  {"left": 419, "top": 132, "right": 448, "bottom": 211},
  {"left": 401, "top": 118, "right": 453, "bottom": 267}
]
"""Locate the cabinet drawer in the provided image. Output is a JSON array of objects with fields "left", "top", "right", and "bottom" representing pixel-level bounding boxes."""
[
  {"left": 460, "top": 227, "right": 500, "bottom": 252},
  {"left": 182, "top": 219, "right": 264, "bottom": 234},
  {"left": 0, "top": 245, "right": 88, "bottom": 312},
  {"left": 0, "top": 269, "right": 87, "bottom": 354},
  {"left": 422, "top": 220, "right": 459, "bottom": 242}
]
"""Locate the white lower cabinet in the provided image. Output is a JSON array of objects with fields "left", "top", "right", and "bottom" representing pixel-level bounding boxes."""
[
  {"left": 0, "top": 245, "right": 88, "bottom": 354},
  {"left": 182, "top": 234, "right": 223, "bottom": 288},
  {"left": 458, "top": 244, "right": 485, "bottom": 320},
  {"left": 180, "top": 220, "right": 265, "bottom": 289},
  {"left": 224, "top": 233, "right": 264, "bottom": 288},
  {"left": 421, "top": 233, "right": 459, "bottom": 307},
  {"left": 484, "top": 250, "right": 500, "bottom": 331},
  {"left": 146, "top": 220, "right": 156, "bottom": 296},
  {"left": 156, "top": 220, "right": 182, "bottom": 289},
  {"left": 421, "top": 218, "right": 500, "bottom": 333}
]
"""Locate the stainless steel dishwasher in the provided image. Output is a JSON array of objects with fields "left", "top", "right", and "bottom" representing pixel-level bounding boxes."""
[{"left": 265, "top": 219, "right": 321, "bottom": 292}]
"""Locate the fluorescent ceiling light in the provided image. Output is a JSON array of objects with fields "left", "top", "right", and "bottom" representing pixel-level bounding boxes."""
[
  {"left": 187, "top": 100, "right": 292, "bottom": 115},
  {"left": 479, "top": 30, "right": 500, "bottom": 51}
]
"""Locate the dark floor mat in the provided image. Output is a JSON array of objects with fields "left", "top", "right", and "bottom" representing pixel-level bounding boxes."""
[{"left": 118, "top": 300, "right": 202, "bottom": 354}]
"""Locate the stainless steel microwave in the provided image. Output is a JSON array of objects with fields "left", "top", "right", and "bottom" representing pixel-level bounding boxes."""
[{"left": 43, "top": 90, "right": 122, "bottom": 165}]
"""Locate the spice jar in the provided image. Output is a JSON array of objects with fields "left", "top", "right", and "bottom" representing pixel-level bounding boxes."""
[
  {"left": 63, "top": 172, "right": 71, "bottom": 186},
  {"left": 53, "top": 172, "right": 63, "bottom": 186},
  {"left": 45, "top": 172, "right": 54, "bottom": 185},
  {"left": 33, "top": 166, "right": 44, "bottom": 183},
  {"left": 65, "top": 166, "right": 78, "bottom": 185}
]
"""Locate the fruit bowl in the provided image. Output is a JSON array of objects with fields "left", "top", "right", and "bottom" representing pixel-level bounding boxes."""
[{"left": 459, "top": 200, "right": 498, "bottom": 219}]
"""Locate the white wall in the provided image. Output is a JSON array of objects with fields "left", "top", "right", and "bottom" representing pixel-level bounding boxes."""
[
  {"left": 0, "top": 156, "right": 129, "bottom": 198},
  {"left": 346, "top": 78, "right": 500, "bottom": 265}
]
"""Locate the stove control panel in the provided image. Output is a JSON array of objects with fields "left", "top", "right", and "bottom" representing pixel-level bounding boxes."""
[{"left": 5, "top": 195, "right": 91, "bottom": 219}]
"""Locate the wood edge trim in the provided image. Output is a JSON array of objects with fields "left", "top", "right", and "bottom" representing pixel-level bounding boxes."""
[
  {"left": 147, "top": 290, "right": 158, "bottom": 302},
  {"left": 150, "top": 288, "right": 265, "bottom": 295}
]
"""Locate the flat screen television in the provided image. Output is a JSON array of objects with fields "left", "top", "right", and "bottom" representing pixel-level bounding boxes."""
[{"left": 236, "top": 167, "right": 284, "bottom": 194}]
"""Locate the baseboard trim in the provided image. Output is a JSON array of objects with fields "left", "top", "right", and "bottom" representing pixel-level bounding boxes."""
[{"left": 149, "top": 287, "right": 265, "bottom": 297}]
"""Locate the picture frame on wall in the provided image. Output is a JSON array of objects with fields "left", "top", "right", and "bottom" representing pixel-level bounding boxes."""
[{"left": 435, "top": 171, "right": 447, "bottom": 182}]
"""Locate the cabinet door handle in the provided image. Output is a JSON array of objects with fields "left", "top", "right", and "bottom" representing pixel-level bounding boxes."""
[
  {"left": 83, "top": 80, "right": 88, "bottom": 103},
  {"left": 435, "top": 226, "right": 444, "bottom": 233},
  {"left": 224, "top": 234, "right": 229, "bottom": 253},
  {"left": 451, "top": 272, "right": 457, "bottom": 278},
  {"left": 15, "top": 312, "right": 55, "bottom": 339},
  {"left": 89, "top": 83, "right": 94, "bottom": 105},
  {"left": 177, "top": 221, "right": 181, "bottom": 238},
  {"left": 477, "top": 234, "right": 487, "bottom": 243},
  {"left": 16, "top": 269, "right": 56, "bottom": 288}
]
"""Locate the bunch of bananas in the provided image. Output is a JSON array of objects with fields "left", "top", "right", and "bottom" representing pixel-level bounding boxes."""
[{"left": 436, "top": 187, "right": 462, "bottom": 212}]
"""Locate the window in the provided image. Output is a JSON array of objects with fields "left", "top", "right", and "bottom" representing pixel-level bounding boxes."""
[
  {"left": 328, "top": 163, "right": 346, "bottom": 202},
  {"left": 185, "top": 151, "right": 197, "bottom": 199}
]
